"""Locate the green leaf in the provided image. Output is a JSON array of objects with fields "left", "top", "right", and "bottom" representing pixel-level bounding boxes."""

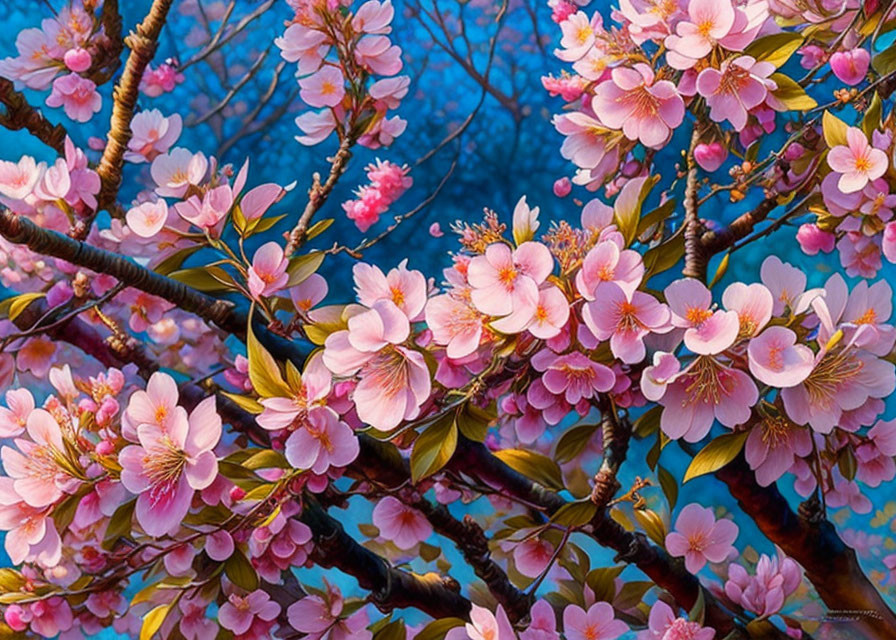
[
  {"left": 168, "top": 266, "right": 235, "bottom": 293},
  {"left": 550, "top": 500, "right": 597, "bottom": 528},
  {"left": 863, "top": 92, "right": 883, "bottom": 138},
  {"left": 633, "top": 508, "right": 666, "bottom": 545},
  {"left": 456, "top": 403, "right": 493, "bottom": 442},
  {"left": 286, "top": 251, "right": 325, "bottom": 287},
  {"left": 615, "top": 580, "right": 653, "bottom": 609},
  {"left": 585, "top": 566, "right": 624, "bottom": 603},
  {"left": 683, "top": 431, "right": 749, "bottom": 483},
  {"left": 633, "top": 406, "right": 662, "bottom": 439},
  {"left": 102, "top": 499, "right": 136, "bottom": 550},
  {"left": 131, "top": 576, "right": 192, "bottom": 607},
  {"left": 140, "top": 603, "right": 173, "bottom": 640},
  {"left": 306, "top": 218, "right": 335, "bottom": 240},
  {"left": 872, "top": 43, "right": 896, "bottom": 76},
  {"left": 153, "top": 246, "right": 202, "bottom": 275},
  {"left": 822, "top": 110, "right": 849, "bottom": 148},
  {"left": 744, "top": 32, "right": 804, "bottom": 67},
  {"left": 613, "top": 176, "right": 656, "bottom": 247},
  {"left": 247, "top": 214, "right": 287, "bottom": 235},
  {"left": 410, "top": 413, "right": 457, "bottom": 482},
  {"left": 0, "top": 292, "right": 44, "bottom": 322},
  {"left": 374, "top": 620, "right": 407, "bottom": 640},
  {"left": 838, "top": 446, "right": 858, "bottom": 481},
  {"left": 554, "top": 423, "right": 599, "bottom": 464},
  {"left": 636, "top": 198, "right": 676, "bottom": 238},
  {"left": 0, "top": 569, "right": 26, "bottom": 592},
  {"left": 689, "top": 586, "right": 706, "bottom": 625},
  {"left": 246, "top": 320, "right": 291, "bottom": 399},
  {"left": 494, "top": 448, "right": 564, "bottom": 490},
  {"left": 244, "top": 449, "right": 290, "bottom": 470},
  {"left": 769, "top": 73, "right": 817, "bottom": 111},
  {"left": 708, "top": 252, "right": 730, "bottom": 289},
  {"left": 220, "top": 392, "right": 264, "bottom": 414},
  {"left": 643, "top": 233, "right": 685, "bottom": 279},
  {"left": 224, "top": 549, "right": 258, "bottom": 591},
  {"left": 413, "top": 618, "right": 465, "bottom": 640},
  {"left": 657, "top": 465, "right": 678, "bottom": 510}
]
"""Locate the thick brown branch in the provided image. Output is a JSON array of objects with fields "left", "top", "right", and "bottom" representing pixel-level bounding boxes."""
[
  {"left": 300, "top": 500, "right": 472, "bottom": 620},
  {"left": 0, "top": 78, "right": 68, "bottom": 154},
  {"left": 682, "top": 128, "right": 705, "bottom": 281},
  {"left": 716, "top": 457, "right": 896, "bottom": 640},
  {"left": 699, "top": 196, "right": 779, "bottom": 258},
  {"left": 88, "top": 0, "right": 174, "bottom": 237},
  {"left": 284, "top": 136, "right": 355, "bottom": 257},
  {"left": 86, "top": 0, "right": 124, "bottom": 85},
  {"left": 590, "top": 412, "right": 631, "bottom": 507}
]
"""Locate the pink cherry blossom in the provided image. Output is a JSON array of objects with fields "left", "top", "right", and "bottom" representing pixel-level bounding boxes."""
[
  {"left": 827, "top": 476, "right": 872, "bottom": 513},
  {"left": 521, "top": 599, "right": 559, "bottom": 640},
  {"left": 748, "top": 326, "right": 814, "bottom": 388},
  {"left": 1, "top": 409, "right": 69, "bottom": 508},
  {"left": 125, "top": 109, "right": 182, "bottom": 162},
  {"left": 248, "top": 242, "right": 289, "bottom": 299},
  {"left": 796, "top": 223, "right": 836, "bottom": 255},
  {"left": 468, "top": 241, "right": 553, "bottom": 319},
  {"left": 524, "top": 285, "right": 570, "bottom": 339},
  {"left": 666, "top": 503, "right": 738, "bottom": 573},
  {"left": 659, "top": 358, "right": 758, "bottom": 441},
  {"left": 576, "top": 240, "right": 644, "bottom": 300},
  {"left": 514, "top": 538, "right": 554, "bottom": 578},
  {"left": 696, "top": 56, "right": 775, "bottom": 132},
  {"left": 721, "top": 282, "right": 773, "bottom": 338},
  {"left": 562, "top": 601, "right": 628, "bottom": 640},
  {"left": 63, "top": 47, "right": 91, "bottom": 72},
  {"left": 830, "top": 48, "right": 870, "bottom": 86},
  {"left": 446, "top": 604, "right": 516, "bottom": 640},
  {"left": 299, "top": 66, "right": 346, "bottom": 108},
  {"left": 219, "top": 590, "right": 280, "bottom": 636},
  {"left": 126, "top": 199, "right": 169, "bottom": 238},
  {"left": 283, "top": 406, "right": 359, "bottom": 474},
  {"left": 45, "top": 73, "right": 101, "bottom": 122},
  {"left": 119, "top": 395, "right": 221, "bottom": 536},
  {"left": 174, "top": 184, "right": 234, "bottom": 231},
  {"left": 425, "top": 294, "right": 484, "bottom": 359},
  {"left": 665, "top": 278, "right": 739, "bottom": 355},
  {"left": 694, "top": 141, "right": 728, "bottom": 172},
  {"left": 638, "top": 600, "right": 715, "bottom": 640},
  {"left": 725, "top": 549, "right": 802, "bottom": 617},
  {"left": 827, "top": 126, "right": 888, "bottom": 194},
  {"left": 291, "top": 273, "right": 329, "bottom": 313},
  {"left": 0, "top": 156, "right": 42, "bottom": 201},
  {"left": 354, "top": 35, "right": 403, "bottom": 75},
  {"left": 295, "top": 109, "right": 337, "bottom": 146},
  {"left": 353, "top": 0, "right": 395, "bottom": 34},
  {"left": 287, "top": 584, "right": 373, "bottom": 640},
  {"left": 323, "top": 300, "right": 431, "bottom": 431},
  {"left": 354, "top": 260, "right": 426, "bottom": 322},
  {"left": 583, "top": 283, "right": 671, "bottom": 363},
  {"left": 371, "top": 495, "right": 432, "bottom": 549},
  {"left": 151, "top": 148, "right": 208, "bottom": 198},
  {"left": 125, "top": 370, "right": 182, "bottom": 432},
  {"left": 745, "top": 416, "right": 812, "bottom": 487},
  {"left": 257, "top": 352, "right": 331, "bottom": 431},
  {"left": 276, "top": 23, "right": 329, "bottom": 74},
  {"left": 533, "top": 349, "right": 616, "bottom": 406},
  {"left": 640, "top": 352, "right": 681, "bottom": 402},
  {"left": 759, "top": 256, "right": 807, "bottom": 316},
  {"left": 0, "top": 477, "right": 61, "bottom": 566},
  {"left": 0, "top": 389, "right": 33, "bottom": 438},
  {"left": 664, "top": 0, "right": 735, "bottom": 68},
  {"left": 555, "top": 12, "right": 598, "bottom": 62},
  {"left": 592, "top": 64, "right": 684, "bottom": 148}
]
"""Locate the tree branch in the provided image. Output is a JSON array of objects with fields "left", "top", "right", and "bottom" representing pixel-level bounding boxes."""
[
  {"left": 716, "top": 456, "right": 896, "bottom": 640},
  {"left": 0, "top": 78, "right": 68, "bottom": 154},
  {"left": 87, "top": 0, "right": 175, "bottom": 238},
  {"left": 0, "top": 209, "right": 309, "bottom": 366},
  {"left": 682, "top": 127, "right": 705, "bottom": 281}
]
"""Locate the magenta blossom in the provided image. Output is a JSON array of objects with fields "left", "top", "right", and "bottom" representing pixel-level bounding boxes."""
[
  {"left": 696, "top": 56, "right": 775, "bottom": 132},
  {"left": 666, "top": 278, "right": 739, "bottom": 355},
  {"left": 248, "top": 241, "right": 289, "bottom": 299},
  {"left": 219, "top": 589, "right": 280, "bottom": 636},
  {"left": 583, "top": 282, "right": 671, "bottom": 364},
  {"left": 371, "top": 496, "right": 432, "bottom": 550},
  {"left": 725, "top": 549, "right": 802, "bottom": 617},
  {"left": 638, "top": 600, "right": 715, "bottom": 640},
  {"left": 827, "top": 126, "right": 888, "bottom": 194},
  {"left": 563, "top": 601, "right": 628, "bottom": 640}
]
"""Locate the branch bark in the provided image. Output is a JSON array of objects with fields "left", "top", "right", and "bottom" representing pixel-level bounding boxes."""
[
  {"left": 716, "top": 457, "right": 896, "bottom": 640},
  {"left": 0, "top": 209, "right": 309, "bottom": 366},
  {"left": 87, "top": 0, "right": 175, "bottom": 237},
  {"left": 0, "top": 78, "right": 68, "bottom": 154}
]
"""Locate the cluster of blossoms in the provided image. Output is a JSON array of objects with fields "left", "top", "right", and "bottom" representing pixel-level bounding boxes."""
[
  {"left": 342, "top": 159, "right": 412, "bottom": 231},
  {"left": 0, "top": 0, "right": 112, "bottom": 122},
  {"left": 276, "top": 0, "right": 409, "bottom": 148},
  {"left": 138, "top": 59, "right": 184, "bottom": 98}
]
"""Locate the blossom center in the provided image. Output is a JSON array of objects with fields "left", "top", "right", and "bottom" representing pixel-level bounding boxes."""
[{"left": 685, "top": 306, "right": 712, "bottom": 325}]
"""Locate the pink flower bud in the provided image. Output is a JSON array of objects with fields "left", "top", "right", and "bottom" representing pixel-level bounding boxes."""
[
  {"left": 230, "top": 486, "right": 247, "bottom": 501},
  {"left": 428, "top": 222, "right": 444, "bottom": 237},
  {"left": 4, "top": 605, "right": 28, "bottom": 631},
  {"left": 796, "top": 223, "right": 835, "bottom": 256},
  {"left": 693, "top": 142, "right": 728, "bottom": 172},
  {"left": 95, "top": 440, "right": 116, "bottom": 456},
  {"left": 830, "top": 48, "right": 871, "bottom": 86},
  {"left": 63, "top": 48, "right": 92, "bottom": 73},
  {"left": 553, "top": 176, "right": 572, "bottom": 197},
  {"left": 882, "top": 221, "right": 896, "bottom": 264}
]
